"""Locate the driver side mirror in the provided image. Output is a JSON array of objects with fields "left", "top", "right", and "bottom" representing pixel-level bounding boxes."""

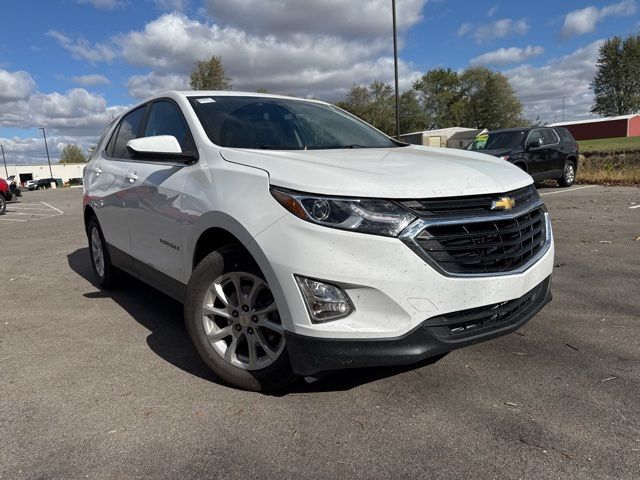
[{"left": 126, "top": 135, "right": 197, "bottom": 163}]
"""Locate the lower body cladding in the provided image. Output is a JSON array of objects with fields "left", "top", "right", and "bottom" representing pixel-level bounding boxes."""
[
  {"left": 286, "top": 276, "right": 551, "bottom": 376},
  {"left": 254, "top": 213, "right": 555, "bottom": 377}
]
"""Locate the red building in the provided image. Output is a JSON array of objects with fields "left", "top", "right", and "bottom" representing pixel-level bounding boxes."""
[{"left": 549, "top": 114, "right": 640, "bottom": 141}]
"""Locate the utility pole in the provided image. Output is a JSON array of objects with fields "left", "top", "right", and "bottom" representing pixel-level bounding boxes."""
[
  {"left": 1, "top": 145, "right": 7, "bottom": 178},
  {"left": 392, "top": 0, "right": 400, "bottom": 140},
  {"left": 39, "top": 127, "right": 54, "bottom": 179}
]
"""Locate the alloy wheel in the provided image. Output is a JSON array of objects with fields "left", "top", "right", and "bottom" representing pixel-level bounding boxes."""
[
  {"left": 201, "top": 272, "right": 285, "bottom": 370},
  {"left": 565, "top": 163, "right": 575, "bottom": 184},
  {"left": 90, "top": 227, "right": 105, "bottom": 278}
]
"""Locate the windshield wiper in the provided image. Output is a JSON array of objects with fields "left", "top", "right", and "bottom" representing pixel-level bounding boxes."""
[{"left": 342, "top": 144, "right": 366, "bottom": 149}]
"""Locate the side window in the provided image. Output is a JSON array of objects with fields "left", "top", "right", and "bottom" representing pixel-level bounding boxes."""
[
  {"left": 111, "top": 106, "right": 146, "bottom": 159},
  {"left": 557, "top": 128, "right": 574, "bottom": 143},
  {"left": 541, "top": 128, "right": 559, "bottom": 146},
  {"left": 527, "top": 130, "right": 543, "bottom": 148},
  {"left": 144, "top": 100, "right": 195, "bottom": 153}
]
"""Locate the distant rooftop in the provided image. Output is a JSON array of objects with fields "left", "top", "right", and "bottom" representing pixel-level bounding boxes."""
[{"left": 549, "top": 114, "right": 639, "bottom": 127}]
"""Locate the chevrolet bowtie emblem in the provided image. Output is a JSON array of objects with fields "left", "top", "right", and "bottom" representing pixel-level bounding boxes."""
[{"left": 491, "top": 196, "right": 516, "bottom": 211}]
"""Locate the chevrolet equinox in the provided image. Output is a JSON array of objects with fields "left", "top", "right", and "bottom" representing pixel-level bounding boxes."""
[{"left": 83, "top": 91, "right": 554, "bottom": 391}]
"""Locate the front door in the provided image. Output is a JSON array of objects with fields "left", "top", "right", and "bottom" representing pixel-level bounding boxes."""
[
  {"left": 125, "top": 99, "right": 198, "bottom": 284},
  {"left": 92, "top": 105, "right": 147, "bottom": 253}
]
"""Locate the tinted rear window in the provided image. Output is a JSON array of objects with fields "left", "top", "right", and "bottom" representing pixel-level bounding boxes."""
[{"left": 469, "top": 130, "right": 527, "bottom": 150}]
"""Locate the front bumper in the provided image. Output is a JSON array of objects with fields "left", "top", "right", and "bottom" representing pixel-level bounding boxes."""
[
  {"left": 254, "top": 210, "right": 554, "bottom": 340},
  {"left": 286, "top": 276, "right": 552, "bottom": 376}
]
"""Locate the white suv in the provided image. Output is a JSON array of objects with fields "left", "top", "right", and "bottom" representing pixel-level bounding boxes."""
[{"left": 83, "top": 91, "right": 553, "bottom": 391}]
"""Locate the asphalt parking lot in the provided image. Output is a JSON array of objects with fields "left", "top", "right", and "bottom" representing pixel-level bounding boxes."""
[{"left": 1, "top": 185, "right": 639, "bottom": 479}]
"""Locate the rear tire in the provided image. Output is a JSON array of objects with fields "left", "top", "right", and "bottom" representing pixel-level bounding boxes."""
[
  {"left": 86, "top": 216, "right": 117, "bottom": 289},
  {"left": 184, "top": 247, "right": 296, "bottom": 391},
  {"left": 558, "top": 160, "right": 576, "bottom": 187},
  {"left": 0, "top": 196, "right": 6, "bottom": 215}
]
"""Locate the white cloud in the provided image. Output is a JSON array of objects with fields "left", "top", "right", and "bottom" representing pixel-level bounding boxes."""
[
  {"left": 152, "top": 0, "right": 189, "bottom": 10},
  {"left": 204, "top": 0, "right": 427, "bottom": 39},
  {"left": 470, "top": 45, "right": 544, "bottom": 66},
  {"left": 560, "top": 0, "right": 636, "bottom": 38},
  {"left": 487, "top": 4, "right": 499, "bottom": 17},
  {"left": 0, "top": 135, "right": 99, "bottom": 165},
  {"left": 0, "top": 68, "right": 128, "bottom": 153},
  {"left": 505, "top": 40, "right": 603, "bottom": 123},
  {"left": 71, "top": 74, "right": 111, "bottom": 86},
  {"left": 474, "top": 18, "right": 529, "bottom": 43},
  {"left": 126, "top": 72, "right": 189, "bottom": 99},
  {"left": 458, "top": 18, "right": 529, "bottom": 43},
  {"left": 0, "top": 69, "right": 36, "bottom": 103},
  {"left": 457, "top": 23, "right": 472, "bottom": 37},
  {"left": 117, "top": 12, "right": 422, "bottom": 99},
  {"left": 76, "top": 0, "right": 124, "bottom": 9},
  {"left": 47, "top": 31, "right": 116, "bottom": 63}
]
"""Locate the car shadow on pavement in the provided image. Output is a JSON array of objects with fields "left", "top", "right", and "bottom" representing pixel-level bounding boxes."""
[
  {"left": 67, "top": 247, "right": 219, "bottom": 385},
  {"left": 67, "top": 247, "right": 440, "bottom": 393}
]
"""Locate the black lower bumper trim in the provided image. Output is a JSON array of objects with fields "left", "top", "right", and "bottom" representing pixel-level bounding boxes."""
[{"left": 286, "top": 276, "right": 552, "bottom": 376}]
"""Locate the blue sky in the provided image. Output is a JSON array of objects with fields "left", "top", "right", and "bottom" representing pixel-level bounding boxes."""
[{"left": 1, "top": 0, "right": 638, "bottom": 164}]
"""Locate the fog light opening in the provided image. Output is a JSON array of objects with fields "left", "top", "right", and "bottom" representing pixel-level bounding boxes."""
[{"left": 294, "top": 275, "right": 354, "bottom": 323}]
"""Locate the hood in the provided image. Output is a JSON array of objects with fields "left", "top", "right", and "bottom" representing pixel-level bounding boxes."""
[{"left": 220, "top": 145, "right": 531, "bottom": 199}]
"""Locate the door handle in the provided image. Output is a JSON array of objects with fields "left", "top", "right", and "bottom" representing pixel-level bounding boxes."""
[{"left": 126, "top": 172, "right": 138, "bottom": 183}]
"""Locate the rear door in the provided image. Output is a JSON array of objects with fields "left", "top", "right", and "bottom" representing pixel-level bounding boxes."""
[
  {"left": 125, "top": 99, "right": 196, "bottom": 284},
  {"left": 524, "top": 129, "right": 547, "bottom": 178},
  {"left": 91, "top": 105, "right": 147, "bottom": 254},
  {"left": 540, "top": 128, "right": 562, "bottom": 175}
]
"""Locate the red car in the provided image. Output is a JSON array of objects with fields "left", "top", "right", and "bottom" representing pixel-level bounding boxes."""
[{"left": 0, "top": 177, "right": 10, "bottom": 214}]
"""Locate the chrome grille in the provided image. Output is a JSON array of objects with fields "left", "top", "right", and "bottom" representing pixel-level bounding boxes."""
[{"left": 400, "top": 187, "right": 551, "bottom": 276}]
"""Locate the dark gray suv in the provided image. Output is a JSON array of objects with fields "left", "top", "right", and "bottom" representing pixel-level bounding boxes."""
[{"left": 468, "top": 127, "right": 579, "bottom": 187}]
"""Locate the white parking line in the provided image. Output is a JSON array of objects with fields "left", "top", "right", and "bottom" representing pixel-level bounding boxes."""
[
  {"left": 629, "top": 204, "right": 640, "bottom": 210},
  {"left": 41, "top": 202, "right": 64, "bottom": 214},
  {"left": 539, "top": 185, "right": 596, "bottom": 196},
  {"left": 0, "top": 201, "right": 64, "bottom": 222}
]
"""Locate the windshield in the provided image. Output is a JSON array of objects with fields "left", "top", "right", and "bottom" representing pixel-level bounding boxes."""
[
  {"left": 188, "top": 96, "right": 400, "bottom": 150},
  {"left": 468, "top": 130, "right": 527, "bottom": 151}
]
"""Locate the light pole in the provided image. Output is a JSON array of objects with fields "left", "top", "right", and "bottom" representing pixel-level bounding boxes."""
[
  {"left": 392, "top": 0, "right": 400, "bottom": 140},
  {"left": 39, "top": 127, "right": 54, "bottom": 179},
  {"left": 1, "top": 145, "right": 7, "bottom": 178}
]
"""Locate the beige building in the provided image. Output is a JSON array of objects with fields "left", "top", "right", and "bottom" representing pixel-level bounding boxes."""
[
  {"left": 3, "top": 163, "right": 85, "bottom": 186},
  {"left": 399, "top": 127, "right": 486, "bottom": 149}
]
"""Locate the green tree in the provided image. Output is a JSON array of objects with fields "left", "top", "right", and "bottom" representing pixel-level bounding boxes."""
[
  {"left": 336, "top": 81, "right": 428, "bottom": 136},
  {"left": 399, "top": 90, "right": 429, "bottom": 134},
  {"left": 412, "top": 68, "right": 463, "bottom": 128},
  {"left": 459, "top": 67, "right": 524, "bottom": 129},
  {"left": 60, "top": 144, "right": 87, "bottom": 164},
  {"left": 189, "top": 55, "right": 232, "bottom": 91},
  {"left": 591, "top": 34, "right": 640, "bottom": 116},
  {"left": 412, "top": 66, "right": 524, "bottom": 129}
]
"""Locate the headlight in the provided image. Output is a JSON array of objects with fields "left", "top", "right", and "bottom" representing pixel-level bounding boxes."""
[{"left": 270, "top": 187, "right": 416, "bottom": 237}]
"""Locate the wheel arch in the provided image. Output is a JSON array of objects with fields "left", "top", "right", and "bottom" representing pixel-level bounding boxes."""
[
  {"left": 513, "top": 160, "right": 528, "bottom": 173},
  {"left": 188, "top": 214, "right": 295, "bottom": 332},
  {"left": 83, "top": 204, "right": 97, "bottom": 230}
]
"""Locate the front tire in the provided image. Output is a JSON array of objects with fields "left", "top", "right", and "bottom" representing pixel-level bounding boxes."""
[
  {"left": 184, "top": 247, "right": 296, "bottom": 391},
  {"left": 86, "top": 216, "right": 117, "bottom": 289},
  {"left": 0, "top": 196, "right": 5, "bottom": 215},
  {"left": 558, "top": 160, "right": 576, "bottom": 187}
]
